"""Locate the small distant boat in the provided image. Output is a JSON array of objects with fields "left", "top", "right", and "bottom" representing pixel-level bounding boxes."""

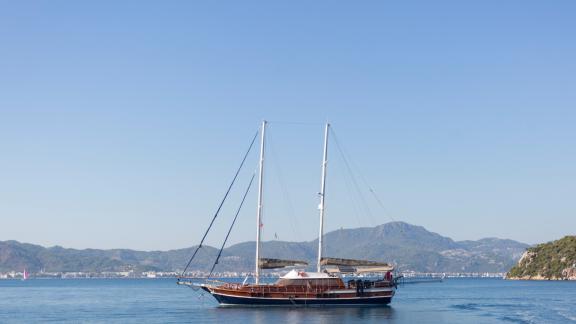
[
  {"left": 179, "top": 121, "right": 398, "bottom": 306},
  {"left": 22, "top": 268, "right": 28, "bottom": 281}
]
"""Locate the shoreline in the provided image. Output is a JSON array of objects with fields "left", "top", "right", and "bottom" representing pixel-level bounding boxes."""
[{"left": 505, "top": 276, "right": 576, "bottom": 281}]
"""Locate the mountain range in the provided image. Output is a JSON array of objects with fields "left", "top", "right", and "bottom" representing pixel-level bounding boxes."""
[{"left": 0, "top": 222, "right": 529, "bottom": 274}]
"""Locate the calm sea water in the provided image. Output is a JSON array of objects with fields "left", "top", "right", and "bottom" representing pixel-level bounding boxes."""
[{"left": 0, "top": 278, "right": 574, "bottom": 323}]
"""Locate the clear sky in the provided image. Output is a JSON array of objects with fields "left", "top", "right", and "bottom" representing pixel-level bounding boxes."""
[{"left": 1, "top": 1, "right": 574, "bottom": 251}]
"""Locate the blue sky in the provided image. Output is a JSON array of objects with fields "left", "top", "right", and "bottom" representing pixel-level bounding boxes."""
[{"left": 1, "top": 1, "right": 574, "bottom": 250}]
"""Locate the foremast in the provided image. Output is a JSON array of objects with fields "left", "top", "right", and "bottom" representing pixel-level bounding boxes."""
[
  {"left": 255, "top": 120, "right": 266, "bottom": 284},
  {"left": 317, "top": 123, "right": 330, "bottom": 272}
]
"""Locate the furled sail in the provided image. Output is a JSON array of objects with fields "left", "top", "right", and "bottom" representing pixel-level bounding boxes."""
[
  {"left": 259, "top": 258, "right": 309, "bottom": 269},
  {"left": 321, "top": 257, "right": 394, "bottom": 273},
  {"left": 324, "top": 265, "right": 395, "bottom": 274},
  {"left": 320, "top": 257, "right": 390, "bottom": 267}
]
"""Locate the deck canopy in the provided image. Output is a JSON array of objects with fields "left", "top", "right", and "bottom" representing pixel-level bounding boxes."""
[
  {"left": 321, "top": 257, "right": 394, "bottom": 274},
  {"left": 259, "top": 258, "right": 308, "bottom": 269},
  {"left": 320, "top": 257, "right": 390, "bottom": 267},
  {"left": 324, "top": 265, "right": 394, "bottom": 274}
]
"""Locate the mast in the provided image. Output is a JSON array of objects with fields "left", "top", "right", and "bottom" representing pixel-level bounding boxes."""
[
  {"left": 255, "top": 120, "right": 266, "bottom": 284},
  {"left": 317, "top": 123, "right": 330, "bottom": 272}
]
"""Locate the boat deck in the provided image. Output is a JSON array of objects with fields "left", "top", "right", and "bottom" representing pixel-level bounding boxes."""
[{"left": 181, "top": 277, "right": 396, "bottom": 305}]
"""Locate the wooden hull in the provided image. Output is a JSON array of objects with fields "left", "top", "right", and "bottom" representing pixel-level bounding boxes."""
[
  {"left": 201, "top": 285, "right": 395, "bottom": 307},
  {"left": 212, "top": 292, "right": 393, "bottom": 306}
]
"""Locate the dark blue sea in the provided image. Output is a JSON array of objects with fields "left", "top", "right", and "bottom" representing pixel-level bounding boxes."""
[{"left": 0, "top": 278, "right": 574, "bottom": 323}]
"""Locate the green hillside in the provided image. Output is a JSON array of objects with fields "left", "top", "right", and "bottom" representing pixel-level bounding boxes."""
[{"left": 507, "top": 236, "right": 576, "bottom": 280}]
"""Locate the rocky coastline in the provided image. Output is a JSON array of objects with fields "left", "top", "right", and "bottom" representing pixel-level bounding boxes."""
[{"left": 506, "top": 236, "right": 576, "bottom": 280}]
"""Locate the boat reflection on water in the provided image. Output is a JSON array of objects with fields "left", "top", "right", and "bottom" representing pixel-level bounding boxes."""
[{"left": 210, "top": 304, "right": 396, "bottom": 324}]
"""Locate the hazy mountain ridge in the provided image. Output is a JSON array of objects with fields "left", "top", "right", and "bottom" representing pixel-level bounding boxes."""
[{"left": 0, "top": 222, "right": 529, "bottom": 273}]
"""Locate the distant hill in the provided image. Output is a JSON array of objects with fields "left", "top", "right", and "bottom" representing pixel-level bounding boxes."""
[
  {"left": 506, "top": 236, "right": 576, "bottom": 280},
  {"left": 0, "top": 222, "right": 529, "bottom": 274}
]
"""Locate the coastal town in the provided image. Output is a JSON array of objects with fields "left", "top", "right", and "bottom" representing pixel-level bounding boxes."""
[{"left": 0, "top": 270, "right": 508, "bottom": 280}]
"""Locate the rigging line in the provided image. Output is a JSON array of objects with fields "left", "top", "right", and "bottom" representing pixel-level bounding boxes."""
[
  {"left": 334, "top": 150, "right": 363, "bottom": 227},
  {"left": 179, "top": 130, "right": 259, "bottom": 278},
  {"left": 321, "top": 154, "right": 363, "bottom": 257},
  {"left": 268, "top": 129, "right": 301, "bottom": 241},
  {"left": 366, "top": 187, "right": 396, "bottom": 222},
  {"left": 330, "top": 127, "right": 377, "bottom": 226},
  {"left": 207, "top": 172, "right": 256, "bottom": 279},
  {"left": 331, "top": 129, "right": 397, "bottom": 223}
]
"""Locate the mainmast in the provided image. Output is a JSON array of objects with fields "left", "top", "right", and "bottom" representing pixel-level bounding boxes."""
[
  {"left": 317, "top": 123, "right": 330, "bottom": 272},
  {"left": 255, "top": 120, "right": 266, "bottom": 284}
]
